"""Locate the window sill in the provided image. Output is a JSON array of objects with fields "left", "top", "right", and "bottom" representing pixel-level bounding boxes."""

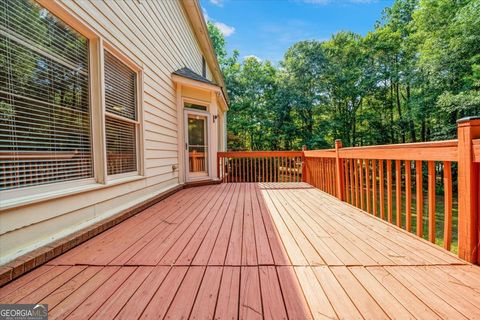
[{"left": 0, "top": 175, "right": 146, "bottom": 211}]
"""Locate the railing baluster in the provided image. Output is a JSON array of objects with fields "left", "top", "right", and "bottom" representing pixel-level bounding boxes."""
[
  {"left": 330, "top": 159, "right": 334, "bottom": 194},
  {"left": 238, "top": 158, "right": 241, "bottom": 182},
  {"left": 320, "top": 158, "right": 323, "bottom": 189},
  {"left": 239, "top": 157, "right": 241, "bottom": 182},
  {"left": 353, "top": 159, "right": 360, "bottom": 207},
  {"left": 291, "top": 157, "right": 297, "bottom": 182},
  {"left": 405, "top": 161, "right": 412, "bottom": 232},
  {"left": 428, "top": 161, "right": 436, "bottom": 243},
  {"left": 250, "top": 157, "right": 253, "bottom": 182},
  {"left": 227, "top": 158, "right": 230, "bottom": 183},
  {"left": 235, "top": 158, "right": 238, "bottom": 183},
  {"left": 387, "top": 160, "right": 393, "bottom": 223},
  {"left": 323, "top": 158, "right": 327, "bottom": 191},
  {"left": 242, "top": 157, "right": 245, "bottom": 182},
  {"left": 262, "top": 157, "right": 267, "bottom": 182},
  {"left": 265, "top": 157, "right": 268, "bottom": 182},
  {"left": 332, "top": 159, "right": 336, "bottom": 194},
  {"left": 360, "top": 159, "right": 365, "bottom": 210},
  {"left": 379, "top": 160, "right": 385, "bottom": 220},
  {"left": 443, "top": 161, "right": 452, "bottom": 250},
  {"left": 269, "top": 156, "right": 271, "bottom": 182},
  {"left": 316, "top": 158, "right": 320, "bottom": 188},
  {"left": 273, "top": 157, "right": 276, "bottom": 183},
  {"left": 350, "top": 159, "right": 354, "bottom": 204},
  {"left": 372, "top": 160, "right": 377, "bottom": 216},
  {"left": 345, "top": 159, "right": 350, "bottom": 204},
  {"left": 396, "top": 160, "right": 402, "bottom": 227},
  {"left": 366, "top": 160, "right": 371, "bottom": 213},
  {"left": 326, "top": 159, "right": 329, "bottom": 193},
  {"left": 294, "top": 157, "right": 300, "bottom": 182},
  {"left": 416, "top": 160, "right": 423, "bottom": 237}
]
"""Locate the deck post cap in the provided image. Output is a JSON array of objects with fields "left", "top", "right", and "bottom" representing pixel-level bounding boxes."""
[{"left": 457, "top": 116, "right": 480, "bottom": 124}]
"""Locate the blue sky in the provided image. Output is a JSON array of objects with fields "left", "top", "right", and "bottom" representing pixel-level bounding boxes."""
[{"left": 201, "top": 0, "right": 394, "bottom": 64}]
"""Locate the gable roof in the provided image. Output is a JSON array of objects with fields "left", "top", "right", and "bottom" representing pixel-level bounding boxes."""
[
  {"left": 172, "top": 67, "right": 228, "bottom": 111},
  {"left": 180, "top": 0, "right": 228, "bottom": 101},
  {"left": 173, "top": 67, "right": 215, "bottom": 85}
]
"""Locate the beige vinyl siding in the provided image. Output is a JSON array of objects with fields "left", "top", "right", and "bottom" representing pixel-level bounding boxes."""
[{"left": 0, "top": 0, "right": 214, "bottom": 263}]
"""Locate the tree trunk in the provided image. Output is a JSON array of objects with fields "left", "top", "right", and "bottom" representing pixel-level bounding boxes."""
[
  {"left": 406, "top": 85, "right": 416, "bottom": 142},
  {"left": 395, "top": 82, "right": 406, "bottom": 143}
]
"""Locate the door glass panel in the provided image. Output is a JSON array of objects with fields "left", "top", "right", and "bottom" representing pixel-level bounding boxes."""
[{"left": 188, "top": 114, "right": 208, "bottom": 175}]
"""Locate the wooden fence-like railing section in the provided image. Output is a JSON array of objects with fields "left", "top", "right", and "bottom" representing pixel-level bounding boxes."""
[
  {"left": 303, "top": 118, "right": 480, "bottom": 262},
  {"left": 304, "top": 140, "right": 458, "bottom": 250},
  {"left": 217, "top": 117, "right": 480, "bottom": 263},
  {"left": 217, "top": 151, "right": 304, "bottom": 183}
]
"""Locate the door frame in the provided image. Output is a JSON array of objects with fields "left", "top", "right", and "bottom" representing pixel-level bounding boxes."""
[{"left": 184, "top": 108, "right": 212, "bottom": 182}]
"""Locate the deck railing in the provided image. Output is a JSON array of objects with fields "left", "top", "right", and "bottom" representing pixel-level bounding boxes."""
[
  {"left": 217, "top": 117, "right": 480, "bottom": 264},
  {"left": 217, "top": 151, "right": 304, "bottom": 183},
  {"left": 304, "top": 140, "right": 458, "bottom": 251}
]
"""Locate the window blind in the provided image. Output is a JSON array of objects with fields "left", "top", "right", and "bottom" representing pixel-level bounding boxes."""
[
  {"left": 0, "top": 0, "right": 92, "bottom": 191},
  {"left": 104, "top": 50, "right": 137, "bottom": 175}
]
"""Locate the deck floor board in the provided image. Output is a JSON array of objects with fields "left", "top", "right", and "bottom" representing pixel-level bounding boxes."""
[{"left": 2, "top": 183, "right": 480, "bottom": 319}]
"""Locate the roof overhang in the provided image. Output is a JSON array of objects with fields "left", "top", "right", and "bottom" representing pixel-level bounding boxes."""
[
  {"left": 172, "top": 73, "right": 228, "bottom": 112},
  {"left": 180, "top": 0, "right": 228, "bottom": 103}
]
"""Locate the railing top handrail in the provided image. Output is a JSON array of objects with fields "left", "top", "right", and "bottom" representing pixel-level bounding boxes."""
[
  {"left": 304, "top": 139, "right": 459, "bottom": 162},
  {"left": 339, "top": 139, "right": 458, "bottom": 151},
  {"left": 304, "top": 149, "right": 336, "bottom": 158},
  {"left": 218, "top": 151, "right": 304, "bottom": 158}
]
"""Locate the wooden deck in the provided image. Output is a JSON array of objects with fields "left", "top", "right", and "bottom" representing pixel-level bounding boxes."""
[{"left": 2, "top": 183, "right": 480, "bottom": 319}]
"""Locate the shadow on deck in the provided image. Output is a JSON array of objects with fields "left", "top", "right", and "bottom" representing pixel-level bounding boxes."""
[{"left": 1, "top": 183, "right": 480, "bottom": 319}]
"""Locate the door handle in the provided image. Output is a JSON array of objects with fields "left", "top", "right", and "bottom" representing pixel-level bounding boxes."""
[{"left": 185, "top": 143, "right": 188, "bottom": 150}]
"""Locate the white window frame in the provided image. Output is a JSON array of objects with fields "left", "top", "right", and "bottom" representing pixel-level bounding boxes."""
[
  {"left": 102, "top": 43, "right": 145, "bottom": 182},
  {"left": 0, "top": 0, "right": 145, "bottom": 207},
  {"left": 183, "top": 97, "right": 210, "bottom": 112}
]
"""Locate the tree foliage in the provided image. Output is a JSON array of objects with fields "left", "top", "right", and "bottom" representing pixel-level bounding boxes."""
[{"left": 208, "top": 0, "right": 480, "bottom": 150}]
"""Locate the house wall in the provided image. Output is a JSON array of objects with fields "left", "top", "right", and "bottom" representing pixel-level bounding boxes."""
[{"left": 0, "top": 0, "right": 219, "bottom": 263}]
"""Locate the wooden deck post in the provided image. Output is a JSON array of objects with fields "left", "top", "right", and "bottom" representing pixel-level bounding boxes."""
[
  {"left": 217, "top": 153, "right": 221, "bottom": 181},
  {"left": 457, "top": 116, "right": 480, "bottom": 263},
  {"left": 335, "top": 140, "right": 345, "bottom": 201},
  {"left": 302, "top": 145, "right": 307, "bottom": 183}
]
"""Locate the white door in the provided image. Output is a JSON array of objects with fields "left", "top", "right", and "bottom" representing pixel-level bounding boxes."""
[{"left": 184, "top": 110, "right": 210, "bottom": 181}]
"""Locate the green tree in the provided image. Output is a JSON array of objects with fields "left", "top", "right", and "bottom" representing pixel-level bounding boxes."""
[{"left": 206, "top": 0, "right": 480, "bottom": 151}]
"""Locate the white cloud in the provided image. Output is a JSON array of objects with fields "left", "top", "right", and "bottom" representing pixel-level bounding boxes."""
[
  {"left": 209, "top": 0, "right": 223, "bottom": 6},
  {"left": 202, "top": 7, "right": 210, "bottom": 21},
  {"left": 349, "top": 0, "right": 377, "bottom": 3},
  {"left": 214, "top": 22, "right": 235, "bottom": 37},
  {"left": 299, "top": 0, "right": 377, "bottom": 4},
  {"left": 202, "top": 6, "right": 235, "bottom": 37},
  {"left": 243, "top": 55, "right": 262, "bottom": 61},
  {"left": 302, "top": 0, "right": 330, "bottom": 4}
]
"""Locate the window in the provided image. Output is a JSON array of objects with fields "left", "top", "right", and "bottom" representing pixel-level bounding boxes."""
[
  {"left": 0, "top": 0, "right": 92, "bottom": 191},
  {"left": 184, "top": 102, "right": 207, "bottom": 111},
  {"left": 202, "top": 56, "right": 206, "bottom": 78},
  {"left": 104, "top": 50, "right": 138, "bottom": 176}
]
